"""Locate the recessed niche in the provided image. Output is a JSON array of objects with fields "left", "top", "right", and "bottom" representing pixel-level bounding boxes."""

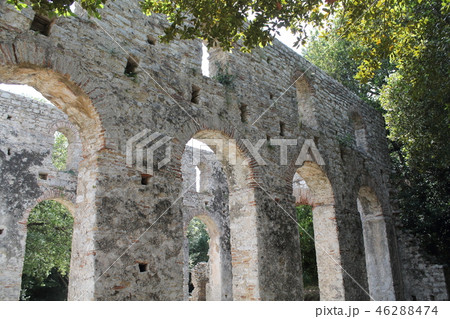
[
  {"left": 124, "top": 56, "right": 139, "bottom": 77},
  {"left": 147, "top": 35, "right": 157, "bottom": 45},
  {"left": 141, "top": 174, "right": 151, "bottom": 185},
  {"left": 239, "top": 103, "right": 248, "bottom": 123},
  {"left": 138, "top": 263, "right": 148, "bottom": 272},
  {"left": 38, "top": 173, "right": 48, "bottom": 180},
  {"left": 30, "top": 14, "right": 53, "bottom": 36},
  {"left": 279, "top": 121, "right": 285, "bottom": 136},
  {"left": 191, "top": 85, "right": 200, "bottom": 104}
]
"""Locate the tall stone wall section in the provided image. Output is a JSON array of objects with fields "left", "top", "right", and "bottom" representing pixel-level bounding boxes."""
[
  {"left": 0, "top": 0, "right": 446, "bottom": 300},
  {"left": 0, "top": 89, "right": 80, "bottom": 300}
]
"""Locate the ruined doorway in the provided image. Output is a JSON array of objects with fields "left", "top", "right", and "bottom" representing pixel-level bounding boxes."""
[
  {"left": 20, "top": 200, "right": 73, "bottom": 301},
  {"left": 294, "top": 161, "right": 345, "bottom": 300}
]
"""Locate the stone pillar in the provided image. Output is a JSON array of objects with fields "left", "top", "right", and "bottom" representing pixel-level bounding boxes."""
[{"left": 191, "top": 262, "right": 209, "bottom": 301}]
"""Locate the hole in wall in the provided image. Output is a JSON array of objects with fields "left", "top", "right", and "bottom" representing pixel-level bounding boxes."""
[
  {"left": 138, "top": 263, "right": 148, "bottom": 272},
  {"left": 7, "top": 148, "right": 11, "bottom": 156},
  {"left": 430, "top": 295, "right": 435, "bottom": 301},
  {"left": 266, "top": 134, "right": 270, "bottom": 143},
  {"left": 412, "top": 295, "right": 417, "bottom": 301},
  {"left": 141, "top": 174, "right": 151, "bottom": 185},
  {"left": 0, "top": 228, "right": 4, "bottom": 235},
  {"left": 38, "top": 173, "right": 48, "bottom": 180},
  {"left": 240, "top": 103, "right": 248, "bottom": 123},
  {"left": 147, "top": 35, "right": 157, "bottom": 45},
  {"left": 6, "top": 115, "right": 12, "bottom": 120},
  {"left": 267, "top": 57, "right": 271, "bottom": 64},
  {"left": 191, "top": 85, "right": 200, "bottom": 104},
  {"left": 30, "top": 14, "right": 53, "bottom": 36},
  {"left": 269, "top": 93, "right": 273, "bottom": 100},
  {"left": 124, "top": 56, "right": 139, "bottom": 77},
  {"left": 279, "top": 121, "right": 285, "bottom": 136}
]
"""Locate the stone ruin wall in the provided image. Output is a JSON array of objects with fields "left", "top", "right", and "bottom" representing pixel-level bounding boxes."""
[
  {"left": 0, "top": 0, "right": 447, "bottom": 300},
  {"left": 0, "top": 89, "right": 81, "bottom": 300}
]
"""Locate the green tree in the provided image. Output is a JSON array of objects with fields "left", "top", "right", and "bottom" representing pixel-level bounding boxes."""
[
  {"left": 52, "top": 131, "right": 68, "bottom": 171},
  {"left": 7, "top": 0, "right": 338, "bottom": 50},
  {"left": 20, "top": 200, "right": 74, "bottom": 300},
  {"left": 296, "top": 205, "right": 318, "bottom": 288},
  {"left": 186, "top": 217, "right": 209, "bottom": 268},
  {"left": 304, "top": 4, "right": 449, "bottom": 266},
  {"left": 303, "top": 29, "right": 391, "bottom": 110}
]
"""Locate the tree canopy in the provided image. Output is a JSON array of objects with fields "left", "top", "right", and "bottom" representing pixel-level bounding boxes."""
[{"left": 304, "top": 3, "right": 449, "bottom": 265}]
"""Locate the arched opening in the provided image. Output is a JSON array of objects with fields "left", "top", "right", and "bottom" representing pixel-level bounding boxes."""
[
  {"left": 52, "top": 131, "right": 69, "bottom": 171},
  {"left": 182, "top": 137, "right": 233, "bottom": 300},
  {"left": 186, "top": 217, "right": 213, "bottom": 301},
  {"left": 292, "top": 172, "right": 319, "bottom": 300},
  {"left": 295, "top": 161, "right": 345, "bottom": 300},
  {"left": 182, "top": 131, "right": 258, "bottom": 300},
  {"left": 20, "top": 200, "right": 73, "bottom": 301},
  {"left": 0, "top": 65, "right": 104, "bottom": 301},
  {"left": 357, "top": 186, "right": 395, "bottom": 300}
]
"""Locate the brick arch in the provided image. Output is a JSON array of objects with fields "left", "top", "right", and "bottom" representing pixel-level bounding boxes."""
[
  {"left": 172, "top": 126, "right": 263, "bottom": 188},
  {"left": 0, "top": 40, "right": 106, "bottom": 156},
  {"left": 20, "top": 190, "right": 76, "bottom": 228},
  {"left": 177, "top": 128, "right": 261, "bottom": 300},
  {"left": 0, "top": 41, "right": 106, "bottom": 300}
]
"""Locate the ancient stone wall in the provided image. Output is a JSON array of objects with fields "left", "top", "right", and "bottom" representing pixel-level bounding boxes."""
[
  {"left": 0, "top": 89, "right": 80, "bottom": 300},
  {"left": 0, "top": 0, "right": 446, "bottom": 301}
]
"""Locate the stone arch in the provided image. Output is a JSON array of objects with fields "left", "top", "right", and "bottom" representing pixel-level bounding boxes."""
[
  {"left": 296, "top": 161, "right": 345, "bottom": 300},
  {"left": 188, "top": 129, "right": 260, "bottom": 300},
  {"left": 0, "top": 38, "right": 107, "bottom": 155},
  {"left": 0, "top": 53, "right": 105, "bottom": 300},
  {"left": 357, "top": 186, "right": 395, "bottom": 300}
]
